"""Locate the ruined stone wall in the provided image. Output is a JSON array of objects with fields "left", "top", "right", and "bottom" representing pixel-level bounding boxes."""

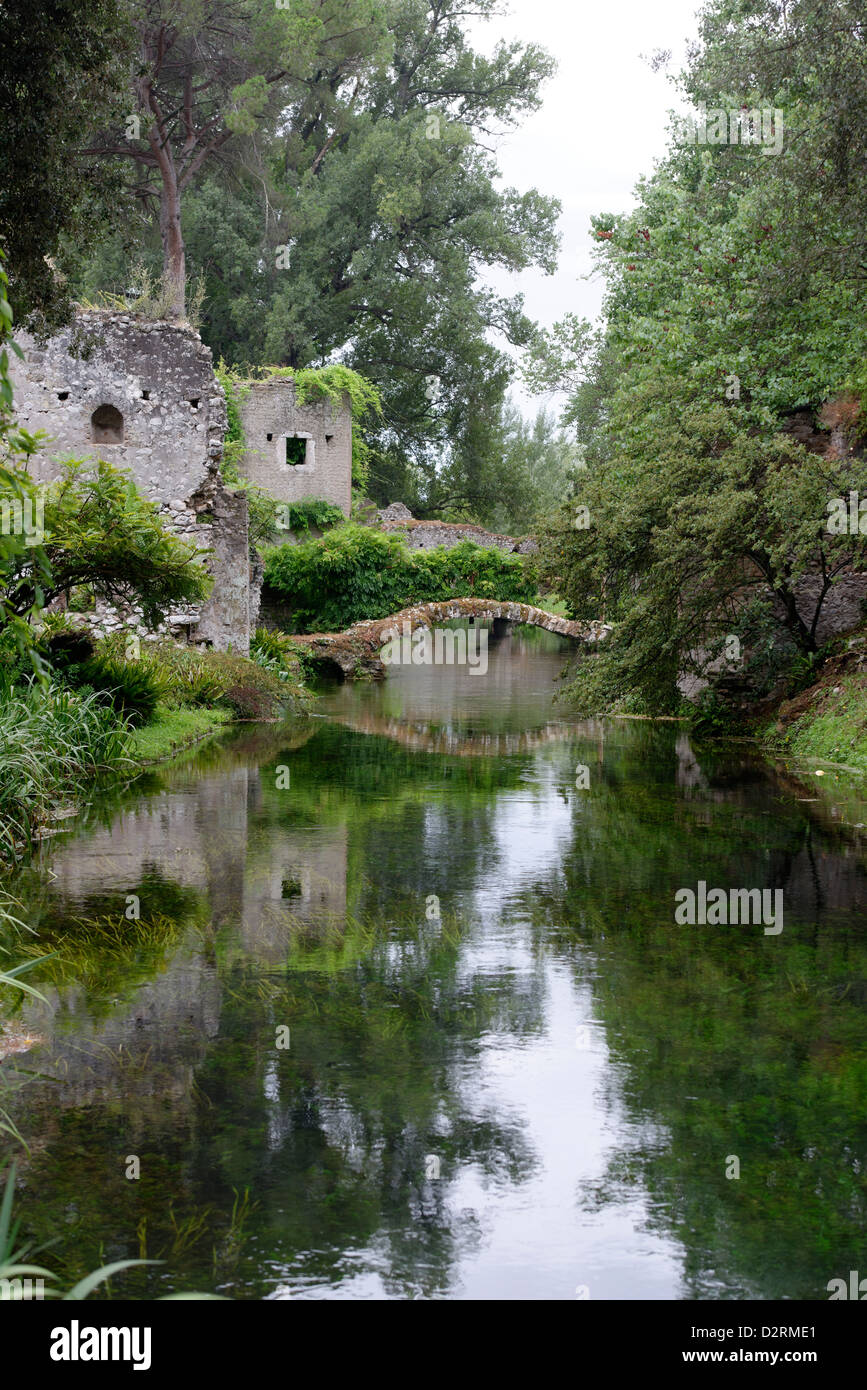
[
  {"left": 9, "top": 311, "right": 252, "bottom": 652},
  {"left": 237, "top": 378, "right": 352, "bottom": 517},
  {"left": 370, "top": 502, "right": 538, "bottom": 554}
]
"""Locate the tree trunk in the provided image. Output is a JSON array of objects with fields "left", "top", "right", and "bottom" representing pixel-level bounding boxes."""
[
  {"left": 159, "top": 174, "right": 186, "bottom": 319},
  {"left": 778, "top": 583, "right": 816, "bottom": 653}
]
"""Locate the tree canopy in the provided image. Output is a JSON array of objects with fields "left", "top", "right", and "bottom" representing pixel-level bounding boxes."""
[
  {"left": 0, "top": 0, "right": 129, "bottom": 328},
  {"left": 70, "top": 0, "right": 560, "bottom": 522},
  {"left": 530, "top": 0, "right": 867, "bottom": 714}
]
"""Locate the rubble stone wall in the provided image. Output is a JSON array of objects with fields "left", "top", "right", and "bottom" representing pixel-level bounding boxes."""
[{"left": 10, "top": 311, "right": 252, "bottom": 652}]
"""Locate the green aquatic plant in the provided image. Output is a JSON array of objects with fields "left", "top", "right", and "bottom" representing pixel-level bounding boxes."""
[
  {"left": 11, "top": 909, "right": 191, "bottom": 1023},
  {"left": 0, "top": 1163, "right": 224, "bottom": 1299},
  {"left": 0, "top": 949, "right": 50, "bottom": 1149},
  {"left": 0, "top": 676, "right": 131, "bottom": 865}
]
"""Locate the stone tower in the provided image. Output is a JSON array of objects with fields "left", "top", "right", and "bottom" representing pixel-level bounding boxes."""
[{"left": 237, "top": 377, "right": 352, "bottom": 517}]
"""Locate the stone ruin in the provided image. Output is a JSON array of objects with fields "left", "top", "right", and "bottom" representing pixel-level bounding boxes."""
[
  {"left": 10, "top": 312, "right": 253, "bottom": 651},
  {"left": 9, "top": 313, "right": 359, "bottom": 653},
  {"left": 237, "top": 376, "right": 352, "bottom": 517}
]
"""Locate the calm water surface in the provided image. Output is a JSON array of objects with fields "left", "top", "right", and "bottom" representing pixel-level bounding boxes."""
[{"left": 2, "top": 626, "right": 866, "bottom": 1300}]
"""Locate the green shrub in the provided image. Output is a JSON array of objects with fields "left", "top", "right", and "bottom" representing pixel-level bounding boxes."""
[
  {"left": 219, "top": 679, "right": 281, "bottom": 719},
  {"left": 4, "top": 458, "right": 212, "bottom": 629},
  {"left": 66, "top": 654, "right": 167, "bottom": 726},
  {"left": 0, "top": 677, "right": 130, "bottom": 864},
  {"left": 37, "top": 618, "right": 95, "bottom": 671},
  {"left": 252, "top": 627, "right": 318, "bottom": 684},
  {"left": 250, "top": 626, "right": 308, "bottom": 682},
  {"left": 263, "top": 525, "right": 536, "bottom": 632},
  {"left": 161, "top": 657, "right": 225, "bottom": 708},
  {"left": 146, "top": 643, "right": 290, "bottom": 719},
  {"left": 0, "top": 623, "right": 34, "bottom": 681},
  {"left": 123, "top": 640, "right": 225, "bottom": 708},
  {"left": 277, "top": 497, "right": 346, "bottom": 536},
  {"left": 28, "top": 628, "right": 303, "bottom": 728},
  {"left": 67, "top": 584, "right": 96, "bottom": 613}
]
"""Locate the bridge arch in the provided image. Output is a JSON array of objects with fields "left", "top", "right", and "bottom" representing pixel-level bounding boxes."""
[{"left": 291, "top": 598, "right": 611, "bottom": 679}]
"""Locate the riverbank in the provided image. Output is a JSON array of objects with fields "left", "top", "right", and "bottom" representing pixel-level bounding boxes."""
[
  {"left": 128, "top": 703, "right": 235, "bottom": 763},
  {"left": 0, "top": 636, "right": 312, "bottom": 867},
  {"left": 761, "top": 632, "right": 867, "bottom": 776}
]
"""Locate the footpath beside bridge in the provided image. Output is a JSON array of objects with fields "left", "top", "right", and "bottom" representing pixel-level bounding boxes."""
[{"left": 291, "top": 597, "right": 611, "bottom": 679}]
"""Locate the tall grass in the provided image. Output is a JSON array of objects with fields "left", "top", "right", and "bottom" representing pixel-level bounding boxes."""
[
  {"left": 0, "top": 923, "right": 48, "bottom": 1148},
  {"left": 0, "top": 676, "right": 130, "bottom": 865}
]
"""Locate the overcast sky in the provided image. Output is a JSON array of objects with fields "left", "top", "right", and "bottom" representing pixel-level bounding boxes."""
[{"left": 469, "top": 0, "right": 704, "bottom": 408}]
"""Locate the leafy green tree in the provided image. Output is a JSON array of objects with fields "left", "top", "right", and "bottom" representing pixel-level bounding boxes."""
[
  {"left": 75, "top": 1, "right": 560, "bottom": 508},
  {"left": 0, "top": 0, "right": 129, "bottom": 326},
  {"left": 529, "top": 0, "right": 867, "bottom": 713},
  {"left": 4, "top": 459, "right": 212, "bottom": 628},
  {"left": 81, "top": 0, "right": 391, "bottom": 318},
  {"left": 435, "top": 401, "right": 580, "bottom": 533}
]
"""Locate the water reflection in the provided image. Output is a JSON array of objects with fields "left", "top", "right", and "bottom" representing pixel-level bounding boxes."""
[{"left": 2, "top": 627, "right": 867, "bottom": 1300}]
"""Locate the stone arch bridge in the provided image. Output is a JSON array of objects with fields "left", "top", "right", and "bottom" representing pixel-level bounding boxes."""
[{"left": 291, "top": 597, "right": 611, "bottom": 679}]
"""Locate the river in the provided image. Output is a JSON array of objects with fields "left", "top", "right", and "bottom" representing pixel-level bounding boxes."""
[{"left": 1, "top": 624, "right": 866, "bottom": 1300}]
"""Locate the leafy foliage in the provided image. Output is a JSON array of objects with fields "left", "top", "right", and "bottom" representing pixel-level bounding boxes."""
[
  {"left": 531, "top": 0, "right": 867, "bottom": 713},
  {"left": 250, "top": 626, "right": 309, "bottom": 685},
  {"left": 277, "top": 497, "right": 346, "bottom": 536},
  {"left": 0, "top": 0, "right": 128, "bottom": 327},
  {"left": 60, "top": 632, "right": 299, "bottom": 721},
  {"left": 0, "top": 675, "right": 130, "bottom": 865},
  {"left": 4, "top": 459, "right": 212, "bottom": 629},
  {"left": 73, "top": 0, "right": 559, "bottom": 513},
  {"left": 65, "top": 653, "right": 168, "bottom": 726},
  {"left": 263, "top": 524, "right": 537, "bottom": 632},
  {"left": 0, "top": 1162, "right": 222, "bottom": 1298}
]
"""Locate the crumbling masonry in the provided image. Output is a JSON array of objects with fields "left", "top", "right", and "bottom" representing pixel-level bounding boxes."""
[{"left": 10, "top": 311, "right": 252, "bottom": 652}]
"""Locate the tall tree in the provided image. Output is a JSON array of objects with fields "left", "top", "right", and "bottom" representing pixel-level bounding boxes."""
[
  {"left": 0, "top": 0, "right": 129, "bottom": 326},
  {"left": 529, "top": 0, "right": 867, "bottom": 713},
  {"left": 76, "top": 1, "right": 560, "bottom": 504},
  {"left": 83, "top": 0, "right": 389, "bottom": 317}
]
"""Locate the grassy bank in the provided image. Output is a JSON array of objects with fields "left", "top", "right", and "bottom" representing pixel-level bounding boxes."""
[
  {"left": 0, "top": 628, "right": 311, "bottom": 866},
  {"left": 761, "top": 633, "right": 867, "bottom": 776},
  {"left": 765, "top": 677, "right": 867, "bottom": 774},
  {"left": 128, "top": 704, "right": 234, "bottom": 763}
]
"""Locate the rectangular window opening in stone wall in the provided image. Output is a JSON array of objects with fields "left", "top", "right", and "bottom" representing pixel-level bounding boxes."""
[{"left": 285, "top": 435, "right": 313, "bottom": 468}]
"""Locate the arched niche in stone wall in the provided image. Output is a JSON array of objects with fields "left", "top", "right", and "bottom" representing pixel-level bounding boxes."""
[{"left": 91, "top": 403, "right": 124, "bottom": 444}]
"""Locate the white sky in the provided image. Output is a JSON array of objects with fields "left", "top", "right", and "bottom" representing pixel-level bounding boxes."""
[{"left": 468, "top": 0, "right": 704, "bottom": 408}]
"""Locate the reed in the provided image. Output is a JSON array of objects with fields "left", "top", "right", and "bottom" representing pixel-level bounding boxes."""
[{"left": 0, "top": 675, "right": 130, "bottom": 865}]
